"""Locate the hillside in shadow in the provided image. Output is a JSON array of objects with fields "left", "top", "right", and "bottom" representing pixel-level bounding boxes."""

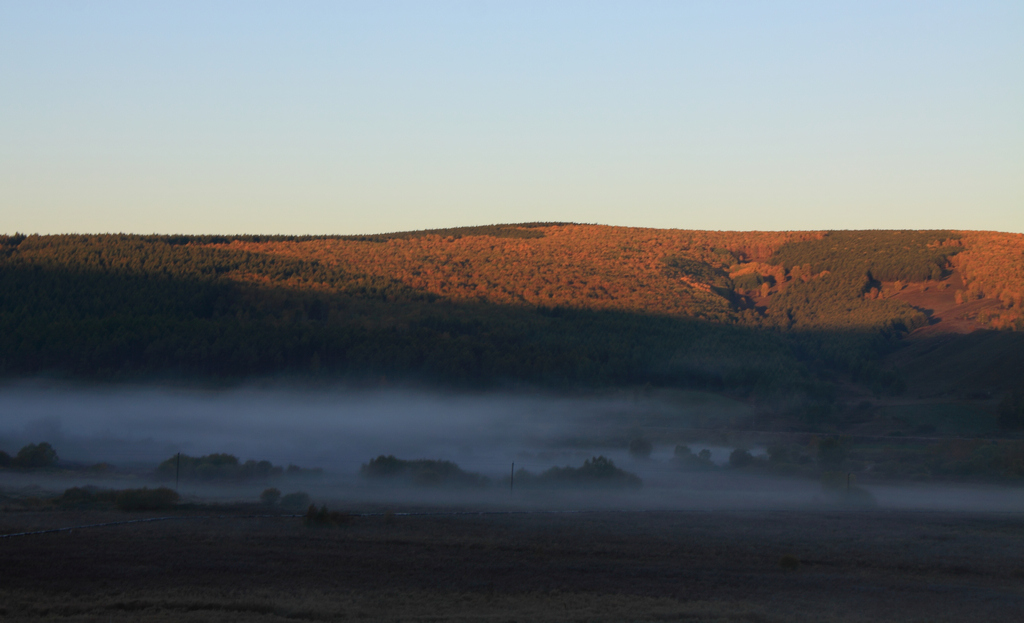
[
  {"left": 1, "top": 226, "right": 1021, "bottom": 406},
  {"left": 0, "top": 258, "right": 830, "bottom": 394}
]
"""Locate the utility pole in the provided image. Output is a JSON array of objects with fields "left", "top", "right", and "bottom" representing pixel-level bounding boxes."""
[
  {"left": 175, "top": 452, "right": 181, "bottom": 491},
  {"left": 510, "top": 462, "right": 514, "bottom": 494}
]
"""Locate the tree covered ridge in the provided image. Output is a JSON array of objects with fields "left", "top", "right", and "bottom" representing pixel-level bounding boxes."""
[
  {"left": 217, "top": 225, "right": 1011, "bottom": 334},
  {"left": 0, "top": 226, "right": 1021, "bottom": 393},
  {"left": 0, "top": 232, "right": 810, "bottom": 391},
  {"left": 217, "top": 225, "right": 820, "bottom": 323}
]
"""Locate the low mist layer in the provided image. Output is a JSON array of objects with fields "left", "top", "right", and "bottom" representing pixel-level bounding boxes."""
[{"left": 2, "top": 382, "right": 1023, "bottom": 513}]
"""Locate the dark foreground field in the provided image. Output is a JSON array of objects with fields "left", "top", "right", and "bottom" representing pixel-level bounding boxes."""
[{"left": 2, "top": 507, "right": 1023, "bottom": 622}]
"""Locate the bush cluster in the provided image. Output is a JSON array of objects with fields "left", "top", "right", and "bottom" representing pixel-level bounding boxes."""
[
  {"left": 260, "top": 488, "right": 314, "bottom": 511},
  {"left": 0, "top": 442, "right": 59, "bottom": 469},
  {"left": 695, "top": 435, "right": 1024, "bottom": 483},
  {"left": 673, "top": 445, "right": 715, "bottom": 471},
  {"left": 279, "top": 491, "right": 312, "bottom": 511},
  {"left": 260, "top": 487, "right": 281, "bottom": 506},
  {"left": 513, "top": 456, "right": 642, "bottom": 490},
  {"left": 360, "top": 455, "right": 489, "bottom": 488},
  {"left": 57, "top": 486, "right": 116, "bottom": 509},
  {"left": 728, "top": 448, "right": 759, "bottom": 468},
  {"left": 303, "top": 504, "right": 352, "bottom": 527},
  {"left": 155, "top": 453, "right": 321, "bottom": 483}
]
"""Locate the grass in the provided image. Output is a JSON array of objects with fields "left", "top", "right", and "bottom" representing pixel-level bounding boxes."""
[
  {"left": 0, "top": 588, "right": 799, "bottom": 623},
  {"left": 874, "top": 402, "right": 999, "bottom": 437},
  {"left": 2, "top": 508, "right": 1023, "bottom": 622}
]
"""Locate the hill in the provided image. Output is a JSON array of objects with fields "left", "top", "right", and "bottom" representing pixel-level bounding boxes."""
[{"left": 1, "top": 225, "right": 1021, "bottom": 404}]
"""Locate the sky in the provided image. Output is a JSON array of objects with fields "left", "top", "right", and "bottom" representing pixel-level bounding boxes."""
[{"left": 1, "top": 1, "right": 1021, "bottom": 235}]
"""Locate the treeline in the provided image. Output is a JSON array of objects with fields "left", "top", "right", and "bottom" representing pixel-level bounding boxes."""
[
  {"left": 359, "top": 455, "right": 643, "bottom": 490},
  {"left": 337, "top": 222, "right": 560, "bottom": 242},
  {"left": 753, "top": 436, "right": 1024, "bottom": 483},
  {"left": 0, "top": 222, "right": 560, "bottom": 249},
  {"left": 154, "top": 453, "right": 322, "bottom": 483},
  {"left": 513, "top": 456, "right": 642, "bottom": 490},
  {"left": 360, "top": 455, "right": 489, "bottom": 487},
  {"left": 671, "top": 435, "right": 1024, "bottom": 484}
]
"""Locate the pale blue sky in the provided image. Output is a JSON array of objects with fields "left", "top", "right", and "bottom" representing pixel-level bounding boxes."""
[{"left": 1, "top": 1, "right": 1021, "bottom": 235}]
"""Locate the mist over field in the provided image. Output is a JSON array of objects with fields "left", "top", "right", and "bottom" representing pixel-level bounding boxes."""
[
  {"left": 2, "top": 381, "right": 1022, "bottom": 513},
  {"left": 0, "top": 382, "right": 731, "bottom": 493},
  {"left": 0, "top": 381, "right": 697, "bottom": 471}
]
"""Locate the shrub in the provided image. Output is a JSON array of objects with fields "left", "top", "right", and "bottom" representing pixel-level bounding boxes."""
[
  {"left": 673, "top": 445, "right": 715, "bottom": 471},
  {"left": 114, "top": 487, "right": 179, "bottom": 511},
  {"left": 304, "top": 504, "right": 353, "bottom": 527},
  {"left": 12, "top": 442, "right": 58, "bottom": 469},
  {"left": 260, "top": 487, "right": 281, "bottom": 506},
  {"left": 58, "top": 486, "right": 95, "bottom": 508},
  {"left": 729, "top": 448, "right": 755, "bottom": 468},
  {"left": 58, "top": 486, "right": 117, "bottom": 509},
  {"left": 280, "top": 491, "right": 312, "bottom": 511},
  {"left": 628, "top": 438, "right": 653, "bottom": 459},
  {"left": 0, "top": 450, "right": 10, "bottom": 468}
]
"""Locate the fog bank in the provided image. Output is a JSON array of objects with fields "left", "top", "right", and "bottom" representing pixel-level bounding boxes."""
[{"left": 1, "top": 382, "right": 1022, "bottom": 513}]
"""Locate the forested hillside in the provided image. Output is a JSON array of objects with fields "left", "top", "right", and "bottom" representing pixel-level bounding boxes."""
[{"left": 1, "top": 225, "right": 1021, "bottom": 398}]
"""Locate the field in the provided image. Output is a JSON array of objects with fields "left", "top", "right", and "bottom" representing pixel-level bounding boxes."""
[{"left": 3, "top": 505, "right": 1024, "bottom": 622}]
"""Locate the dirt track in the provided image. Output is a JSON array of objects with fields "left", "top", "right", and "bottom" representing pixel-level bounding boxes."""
[{"left": 2, "top": 507, "right": 1023, "bottom": 622}]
